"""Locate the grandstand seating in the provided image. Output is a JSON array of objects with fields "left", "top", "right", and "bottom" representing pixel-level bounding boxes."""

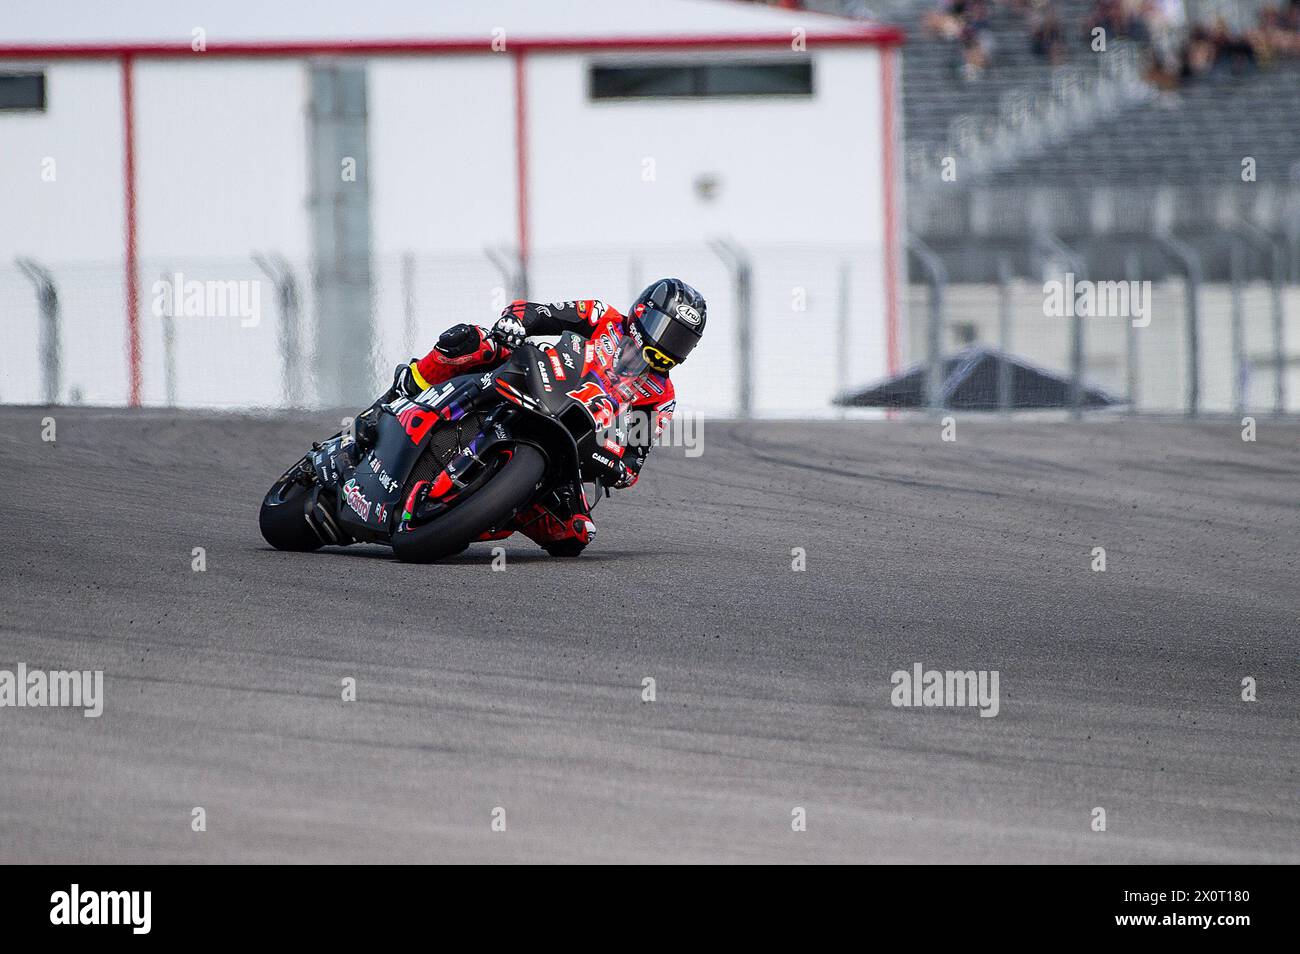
[{"left": 883, "top": 0, "right": 1299, "bottom": 280}]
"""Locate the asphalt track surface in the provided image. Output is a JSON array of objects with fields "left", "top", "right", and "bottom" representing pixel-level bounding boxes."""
[{"left": 1, "top": 406, "right": 1297, "bottom": 864}]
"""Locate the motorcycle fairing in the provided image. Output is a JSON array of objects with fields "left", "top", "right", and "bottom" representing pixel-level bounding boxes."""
[{"left": 332, "top": 372, "right": 488, "bottom": 541}]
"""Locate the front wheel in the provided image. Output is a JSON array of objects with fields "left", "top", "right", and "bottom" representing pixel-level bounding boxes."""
[
  {"left": 391, "top": 444, "right": 545, "bottom": 564},
  {"left": 259, "top": 461, "right": 323, "bottom": 552}
]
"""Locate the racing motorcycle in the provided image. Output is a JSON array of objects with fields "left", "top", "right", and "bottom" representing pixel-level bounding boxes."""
[{"left": 258, "top": 331, "right": 624, "bottom": 563}]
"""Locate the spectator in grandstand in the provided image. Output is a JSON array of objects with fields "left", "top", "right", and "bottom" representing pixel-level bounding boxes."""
[
  {"left": 959, "top": 19, "right": 995, "bottom": 79},
  {"left": 912, "top": 0, "right": 1295, "bottom": 89},
  {"left": 1029, "top": 0, "right": 1067, "bottom": 63},
  {"left": 1208, "top": 16, "right": 1258, "bottom": 74},
  {"left": 1253, "top": 1, "right": 1300, "bottom": 60},
  {"left": 923, "top": 0, "right": 971, "bottom": 41},
  {"left": 1084, "top": 0, "right": 1145, "bottom": 41},
  {"left": 923, "top": 0, "right": 996, "bottom": 81},
  {"left": 1141, "top": 0, "right": 1187, "bottom": 86},
  {"left": 1182, "top": 20, "right": 1219, "bottom": 77}
]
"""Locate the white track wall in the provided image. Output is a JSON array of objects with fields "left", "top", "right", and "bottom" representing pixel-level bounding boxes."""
[
  {"left": 0, "top": 61, "right": 128, "bottom": 404},
  {"left": 527, "top": 48, "right": 885, "bottom": 247},
  {"left": 524, "top": 46, "right": 888, "bottom": 416},
  {"left": 1, "top": 47, "right": 893, "bottom": 414}
]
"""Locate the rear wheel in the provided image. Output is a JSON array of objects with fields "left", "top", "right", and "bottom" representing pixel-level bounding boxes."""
[
  {"left": 259, "top": 463, "right": 323, "bottom": 552},
  {"left": 391, "top": 444, "right": 545, "bottom": 564}
]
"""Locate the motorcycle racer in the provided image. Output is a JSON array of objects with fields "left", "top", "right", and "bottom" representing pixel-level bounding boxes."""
[{"left": 381, "top": 278, "right": 706, "bottom": 556}]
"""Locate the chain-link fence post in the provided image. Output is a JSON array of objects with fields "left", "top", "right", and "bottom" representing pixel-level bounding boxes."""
[
  {"left": 485, "top": 246, "right": 527, "bottom": 306},
  {"left": 158, "top": 268, "right": 177, "bottom": 407},
  {"left": 253, "top": 253, "right": 303, "bottom": 407},
  {"left": 401, "top": 252, "right": 417, "bottom": 360},
  {"left": 907, "top": 234, "right": 947, "bottom": 413},
  {"left": 1125, "top": 251, "right": 1142, "bottom": 413},
  {"left": 1228, "top": 237, "right": 1247, "bottom": 416},
  {"left": 1270, "top": 239, "right": 1287, "bottom": 415},
  {"left": 708, "top": 238, "right": 754, "bottom": 419},
  {"left": 1257, "top": 234, "right": 1287, "bottom": 416},
  {"left": 1154, "top": 233, "right": 1202, "bottom": 417},
  {"left": 1234, "top": 225, "right": 1287, "bottom": 415},
  {"left": 1036, "top": 231, "right": 1087, "bottom": 419},
  {"left": 15, "top": 258, "right": 61, "bottom": 405},
  {"left": 996, "top": 256, "right": 1013, "bottom": 413},
  {"left": 836, "top": 259, "right": 851, "bottom": 418}
]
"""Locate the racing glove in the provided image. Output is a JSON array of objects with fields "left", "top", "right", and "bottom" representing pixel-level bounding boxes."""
[
  {"left": 436, "top": 323, "right": 493, "bottom": 359},
  {"left": 489, "top": 314, "right": 527, "bottom": 350},
  {"left": 607, "top": 459, "right": 639, "bottom": 490}
]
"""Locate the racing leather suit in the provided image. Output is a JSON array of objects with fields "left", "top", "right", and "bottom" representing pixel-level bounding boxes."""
[{"left": 408, "top": 299, "right": 677, "bottom": 553}]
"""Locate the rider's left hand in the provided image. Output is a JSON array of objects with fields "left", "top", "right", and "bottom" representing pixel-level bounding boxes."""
[{"left": 434, "top": 323, "right": 490, "bottom": 359}]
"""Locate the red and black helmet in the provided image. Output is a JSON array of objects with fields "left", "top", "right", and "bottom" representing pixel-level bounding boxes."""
[{"left": 626, "top": 278, "right": 707, "bottom": 374}]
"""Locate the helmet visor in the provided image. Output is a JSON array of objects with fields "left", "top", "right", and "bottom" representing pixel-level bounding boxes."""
[
  {"left": 638, "top": 307, "right": 701, "bottom": 364},
  {"left": 611, "top": 338, "right": 652, "bottom": 378}
]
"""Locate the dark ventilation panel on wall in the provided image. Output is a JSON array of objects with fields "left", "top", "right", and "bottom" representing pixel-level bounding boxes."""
[
  {"left": 0, "top": 72, "right": 47, "bottom": 112},
  {"left": 590, "top": 62, "right": 813, "bottom": 100}
]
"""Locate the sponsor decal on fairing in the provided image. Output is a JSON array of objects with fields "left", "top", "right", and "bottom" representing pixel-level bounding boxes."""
[
  {"left": 368, "top": 455, "right": 399, "bottom": 493},
  {"left": 342, "top": 478, "right": 372, "bottom": 520},
  {"left": 547, "top": 351, "right": 566, "bottom": 380}
]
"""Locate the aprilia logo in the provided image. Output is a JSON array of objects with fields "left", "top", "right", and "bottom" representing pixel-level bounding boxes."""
[{"left": 396, "top": 404, "right": 437, "bottom": 443}]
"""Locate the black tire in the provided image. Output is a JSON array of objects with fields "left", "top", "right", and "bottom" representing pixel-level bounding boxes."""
[
  {"left": 391, "top": 444, "right": 545, "bottom": 564},
  {"left": 544, "top": 539, "right": 587, "bottom": 558},
  {"left": 259, "top": 471, "right": 323, "bottom": 552}
]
